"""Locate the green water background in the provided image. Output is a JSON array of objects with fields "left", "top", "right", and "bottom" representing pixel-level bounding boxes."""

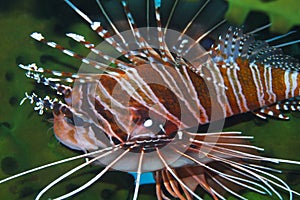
[{"left": 0, "top": 0, "right": 300, "bottom": 199}]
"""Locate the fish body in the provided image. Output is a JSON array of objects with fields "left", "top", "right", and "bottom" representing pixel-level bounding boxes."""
[{"left": 2, "top": 0, "right": 300, "bottom": 199}]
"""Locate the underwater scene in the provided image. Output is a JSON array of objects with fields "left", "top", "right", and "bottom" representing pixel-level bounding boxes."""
[{"left": 0, "top": 0, "right": 300, "bottom": 199}]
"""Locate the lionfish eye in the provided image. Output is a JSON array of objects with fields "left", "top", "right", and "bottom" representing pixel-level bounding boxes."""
[
  {"left": 143, "top": 118, "right": 153, "bottom": 128},
  {"left": 142, "top": 117, "right": 169, "bottom": 136},
  {"left": 137, "top": 115, "right": 166, "bottom": 135}
]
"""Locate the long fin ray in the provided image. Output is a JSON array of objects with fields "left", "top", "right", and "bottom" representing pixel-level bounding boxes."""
[{"left": 0, "top": 145, "right": 120, "bottom": 184}]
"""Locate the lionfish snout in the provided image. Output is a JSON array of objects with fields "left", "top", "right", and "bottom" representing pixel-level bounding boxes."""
[{"left": 125, "top": 135, "right": 172, "bottom": 153}]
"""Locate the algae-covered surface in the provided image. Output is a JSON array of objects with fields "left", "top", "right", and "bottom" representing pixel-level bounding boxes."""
[
  {"left": 226, "top": 0, "right": 300, "bottom": 33},
  {"left": 0, "top": 0, "right": 299, "bottom": 199}
]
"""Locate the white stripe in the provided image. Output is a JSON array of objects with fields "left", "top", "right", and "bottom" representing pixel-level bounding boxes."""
[
  {"left": 284, "top": 70, "right": 290, "bottom": 99},
  {"left": 249, "top": 63, "right": 264, "bottom": 107},
  {"left": 63, "top": 49, "right": 75, "bottom": 57},
  {"left": 180, "top": 65, "right": 209, "bottom": 123},
  {"left": 47, "top": 42, "right": 57, "bottom": 48},
  {"left": 232, "top": 65, "right": 249, "bottom": 111},
  {"left": 66, "top": 33, "right": 85, "bottom": 42},
  {"left": 254, "top": 65, "right": 265, "bottom": 106},
  {"left": 125, "top": 68, "right": 186, "bottom": 127},
  {"left": 263, "top": 66, "right": 270, "bottom": 102},
  {"left": 227, "top": 68, "right": 243, "bottom": 112},
  {"left": 96, "top": 81, "right": 130, "bottom": 135},
  {"left": 30, "top": 32, "right": 44, "bottom": 41},
  {"left": 52, "top": 71, "right": 62, "bottom": 77},
  {"left": 158, "top": 36, "right": 163, "bottom": 43},
  {"left": 90, "top": 22, "right": 100, "bottom": 30},
  {"left": 149, "top": 62, "right": 202, "bottom": 123},
  {"left": 65, "top": 0, "right": 93, "bottom": 24},
  {"left": 82, "top": 58, "right": 90, "bottom": 64},
  {"left": 155, "top": 11, "right": 161, "bottom": 21},
  {"left": 90, "top": 22, "right": 128, "bottom": 55},
  {"left": 212, "top": 65, "right": 234, "bottom": 116},
  {"left": 204, "top": 62, "right": 229, "bottom": 117},
  {"left": 267, "top": 66, "right": 276, "bottom": 102},
  {"left": 165, "top": 66, "right": 202, "bottom": 122},
  {"left": 291, "top": 72, "right": 298, "bottom": 97},
  {"left": 109, "top": 69, "right": 184, "bottom": 129},
  {"left": 83, "top": 84, "right": 121, "bottom": 143}
]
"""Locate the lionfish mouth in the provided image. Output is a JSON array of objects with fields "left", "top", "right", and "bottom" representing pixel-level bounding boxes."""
[{"left": 124, "top": 135, "right": 173, "bottom": 153}]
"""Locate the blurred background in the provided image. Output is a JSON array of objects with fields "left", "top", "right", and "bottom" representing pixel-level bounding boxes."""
[{"left": 0, "top": 0, "right": 300, "bottom": 199}]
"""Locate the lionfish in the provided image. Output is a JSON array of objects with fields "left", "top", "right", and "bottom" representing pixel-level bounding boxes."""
[{"left": 2, "top": 0, "right": 300, "bottom": 199}]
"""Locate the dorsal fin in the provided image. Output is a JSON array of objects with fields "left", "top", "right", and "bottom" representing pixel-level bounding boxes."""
[
  {"left": 247, "top": 44, "right": 300, "bottom": 72},
  {"left": 211, "top": 26, "right": 255, "bottom": 64},
  {"left": 211, "top": 26, "right": 300, "bottom": 72}
]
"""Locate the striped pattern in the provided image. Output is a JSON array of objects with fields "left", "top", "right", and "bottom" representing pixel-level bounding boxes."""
[{"left": 15, "top": 0, "right": 300, "bottom": 200}]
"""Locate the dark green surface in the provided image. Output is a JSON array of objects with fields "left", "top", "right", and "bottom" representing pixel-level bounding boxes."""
[
  {"left": 0, "top": 0, "right": 299, "bottom": 199},
  {"left": 226, "top": 0, "right": 300, "bottom": 33}
]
